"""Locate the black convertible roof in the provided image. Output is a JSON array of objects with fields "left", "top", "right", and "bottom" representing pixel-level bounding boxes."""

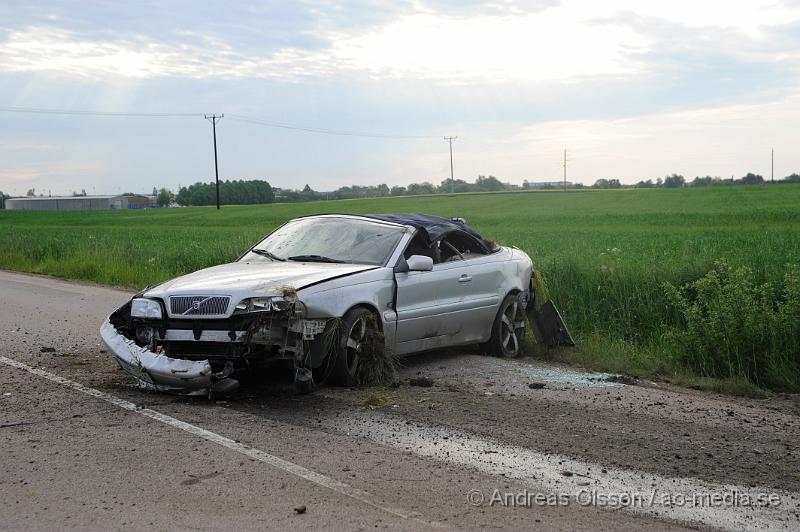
[{"left": 363, "top": 213, "right": 489, "bottom": 251}]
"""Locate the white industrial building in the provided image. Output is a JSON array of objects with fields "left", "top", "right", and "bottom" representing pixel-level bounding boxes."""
[{"left": 4, "top": 195, "right": 156, "bottom": 211}]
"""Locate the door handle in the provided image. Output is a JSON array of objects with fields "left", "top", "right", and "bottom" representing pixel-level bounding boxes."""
[{"left": 458, "top": 274, "right": 472, "bottom": 283}]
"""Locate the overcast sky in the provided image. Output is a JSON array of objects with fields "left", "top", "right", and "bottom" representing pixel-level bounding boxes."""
[{"left": 1, "top": 0, "right": 799, "bottom": 195}]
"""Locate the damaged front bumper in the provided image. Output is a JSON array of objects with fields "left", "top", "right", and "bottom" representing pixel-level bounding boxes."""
[
  {"left": 100, "top": 319, "right": 221, "bottom": 396},
  {"left": 100, "top": 291, "right": 328, "bottom": 396}
]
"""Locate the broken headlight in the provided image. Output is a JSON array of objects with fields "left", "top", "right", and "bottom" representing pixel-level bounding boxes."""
[
  {"left": 131, "top": 298, "right": 163, "bottom": 319},
  {"left": 233, "top": 296, "right": 293, "bottom": 314}
]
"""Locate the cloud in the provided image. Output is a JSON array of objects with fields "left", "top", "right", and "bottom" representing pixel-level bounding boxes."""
[
  {"left": 577, "top": 8, "right": 800, "bottom": 110},
  {"left": 0, "top": 27, "right": 337, "bottom": 80},
  {"left": 321, "top": 11, "right": 647, "bottom": 83},
  {"left": 0, "top": 13, "right": 646, "bottom": 83},
  {"left": 417, "top": 0, "right": 560, "bottom": 17},
  {"left": 0, "top": 0, "right": 332, "bottom": 53},
  {"left": 582, "top": 0, "right": 800, "bottom": 34},
  {"left": 1, "top": 0, "right": 800, "bottom": 192},
  {"left": 594, "top": 9, "right": 800, "bottom": 66},
  {"left": 512, "top": 93, "right": 800, "bottom": 182},
  {"left": 1, "top": 0, "right": 798, "bottom": 86}
]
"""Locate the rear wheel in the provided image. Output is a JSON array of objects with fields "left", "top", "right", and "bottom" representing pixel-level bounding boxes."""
[
  {"left": 329, "top": 307, "right": 375, "bottom": 386},
  {"left": 487, "top": 293, "right": 527, "bottom": 357}
]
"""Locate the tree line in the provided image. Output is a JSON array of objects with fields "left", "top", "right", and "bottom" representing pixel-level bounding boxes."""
[
  {"left": 3, "top": 172, "right": 800, "bottom": 209},
  {"left": 593, "top": 172, "right": 800, "bottom": 189},
  {"left": 174, "top": 180, "right": 275, "bottom": 206},
  {"left": 274, "top": 175, "right": 509, "bottom": 202},
  {"left": 170, "top": 175, "right": 509, "bottom": 206}
]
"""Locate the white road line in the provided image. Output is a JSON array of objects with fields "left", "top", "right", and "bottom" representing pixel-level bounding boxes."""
[{"left": 0, "top": 355, "right": 443, "bottom": 529}]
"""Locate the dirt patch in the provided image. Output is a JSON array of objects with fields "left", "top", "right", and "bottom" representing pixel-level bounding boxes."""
[
  {"left": 409, "top": 377, "right": 435, "bottom": 387},
  {"left": 601, "top": 374, "right": 638, "bottom": 385}
]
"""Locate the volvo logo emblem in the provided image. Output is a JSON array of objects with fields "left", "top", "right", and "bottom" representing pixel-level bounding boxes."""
[{"left": 180, "top": 296, "right": 215, "bottom": 316}]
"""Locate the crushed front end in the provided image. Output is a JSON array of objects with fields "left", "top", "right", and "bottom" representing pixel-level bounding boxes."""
[{"left": 101, "top": 292, "right": 328, "bottom": 396}]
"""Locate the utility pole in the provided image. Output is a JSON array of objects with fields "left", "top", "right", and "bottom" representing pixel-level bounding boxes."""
[
  {"left": 563, "top": 148, "right": 567, "bottom": 191},
  {"left": 204, "top": 114, "right": 224, "bottom": 209},
  {"left": 444, "top": 136, "right": 457, "bottom": 193},
  {"left": 771, "top": 148, "right": 774, "bottom": 183}
]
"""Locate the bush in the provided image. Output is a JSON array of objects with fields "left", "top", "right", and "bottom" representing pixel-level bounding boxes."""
[{"left": 664, "top": 261, "right": 800, "bottom": 391}]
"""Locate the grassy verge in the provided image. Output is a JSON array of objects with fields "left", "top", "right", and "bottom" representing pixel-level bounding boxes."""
[{"left": 1, "top": 185, "right": 799, "bottom": 392}]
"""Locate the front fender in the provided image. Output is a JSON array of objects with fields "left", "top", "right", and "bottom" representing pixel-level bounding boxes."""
[{"left": 299, "top": 275, "right": 395, "bottom": 367}]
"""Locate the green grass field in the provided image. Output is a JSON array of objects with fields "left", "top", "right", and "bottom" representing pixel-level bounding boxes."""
[{"left": 2, "top": 186, "right": 799, "bottom": 392}]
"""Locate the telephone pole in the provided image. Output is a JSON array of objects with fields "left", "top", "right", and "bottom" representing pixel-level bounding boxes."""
[
  {"left": 563, "top": 148, "right": 568, "bottom": 191},
  {"left": 771, "top": 148, "right": 774, "bottom": 183},
  {"left": 444, "top": 136, "right": 457, "bottom": 193},
  {"left": 204, "top": 114, "right": 224, "bottom": 209}
]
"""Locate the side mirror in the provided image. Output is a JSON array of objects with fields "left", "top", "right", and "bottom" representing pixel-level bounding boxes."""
[{"left": 406, "top": 255, "right": 434, "bottom": 272}]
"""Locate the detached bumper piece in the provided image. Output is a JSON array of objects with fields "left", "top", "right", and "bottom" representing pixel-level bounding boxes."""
[
  {"left": 527, "top": 300, "right": 576, "bottom": 347},
  {"left": 100, "top": 320, "right": 238, "bottom": 396}
]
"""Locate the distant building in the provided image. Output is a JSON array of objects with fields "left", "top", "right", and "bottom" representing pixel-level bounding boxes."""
[
  {"left": 522, "top": 181, "right": 573, "bottom": 189},
  {"left": 4, "top": 195, "right": 156, "bottom": 211}
]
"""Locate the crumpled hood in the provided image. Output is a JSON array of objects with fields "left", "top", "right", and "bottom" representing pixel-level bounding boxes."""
[{"left": 144, "top": 261, "right": 377, "bottom": 300}]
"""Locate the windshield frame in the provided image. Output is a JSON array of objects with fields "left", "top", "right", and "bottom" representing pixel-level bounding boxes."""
[{"left": 238, "top": 215, "right": 410, "bottom": 267}]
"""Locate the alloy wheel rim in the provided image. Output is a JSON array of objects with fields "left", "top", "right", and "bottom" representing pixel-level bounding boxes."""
[
  {"left": 345, "top": 316, "right": 366, "bottom": 370},
  {"left": 500, "top": 299, "right": 526, "bottom": 354}
]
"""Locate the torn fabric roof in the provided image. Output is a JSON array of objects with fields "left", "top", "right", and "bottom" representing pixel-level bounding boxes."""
[{"left": 362, "top": 213, "right": 485, "bottom": 246}]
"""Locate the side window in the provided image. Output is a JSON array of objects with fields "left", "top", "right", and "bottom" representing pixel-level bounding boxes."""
[
  {"left": 439, "top": 238, "right": 463, "bottom": 262},
  {"left": 441, "top": 232, "right": 488, "bottom": 261},
  {"left": 404, "top": 232, "right": 440, "bottom": 263}
]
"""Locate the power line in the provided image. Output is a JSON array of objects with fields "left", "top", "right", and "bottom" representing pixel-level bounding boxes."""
[{"left": 0, "top": 106, "right": 442, "bottom": 139}]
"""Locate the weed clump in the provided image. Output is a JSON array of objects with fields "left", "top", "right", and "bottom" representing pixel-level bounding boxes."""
[
  {"left": 664, "top": 260, "right": 800, "bottom": 391},
  {"left": 365, "top": 393, "right": 394, "bottom": 409},
  {"left": 357, "top": 314, "right": 398, "bottom": 386},
  {"left": 531, "top": 269, "right": 550, "bottom": 311},
  {"left": 280, "top": 285, "right": 298, "bottom": 299},
  {"left": 318, "top": 314, "right": 398, "bottom": 386}
]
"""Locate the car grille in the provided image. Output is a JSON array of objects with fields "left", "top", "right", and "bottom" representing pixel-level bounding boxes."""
[{"left": 169, "top": 296, "right": 231, "bottom": 317}]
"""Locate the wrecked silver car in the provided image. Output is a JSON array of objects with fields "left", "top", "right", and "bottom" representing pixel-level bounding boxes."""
[{"left": 101, "top": 213, "right": 572, "bottom": 395}]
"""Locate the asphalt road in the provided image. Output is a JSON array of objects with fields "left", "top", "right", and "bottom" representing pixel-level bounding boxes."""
[{"left": 1, "top": 270, "right": 799, "bottom": 531}]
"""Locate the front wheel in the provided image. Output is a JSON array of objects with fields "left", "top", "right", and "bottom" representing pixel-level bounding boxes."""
[
  {"left": 329, "top": 307, "right": 375, "bottom": 386},
  {"left": 487, "top": 293, "right": 527, "bottom": 357}
]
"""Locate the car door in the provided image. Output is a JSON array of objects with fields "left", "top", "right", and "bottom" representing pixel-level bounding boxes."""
[
  {"left": 393, "top": 239, "right": 475, "bottom": 354},
  {"left": 458, "top": 252, "right": 504, "bottom": 341},
  {"left": 438, "top": 233, "right": 503, "bottom": 343}
]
